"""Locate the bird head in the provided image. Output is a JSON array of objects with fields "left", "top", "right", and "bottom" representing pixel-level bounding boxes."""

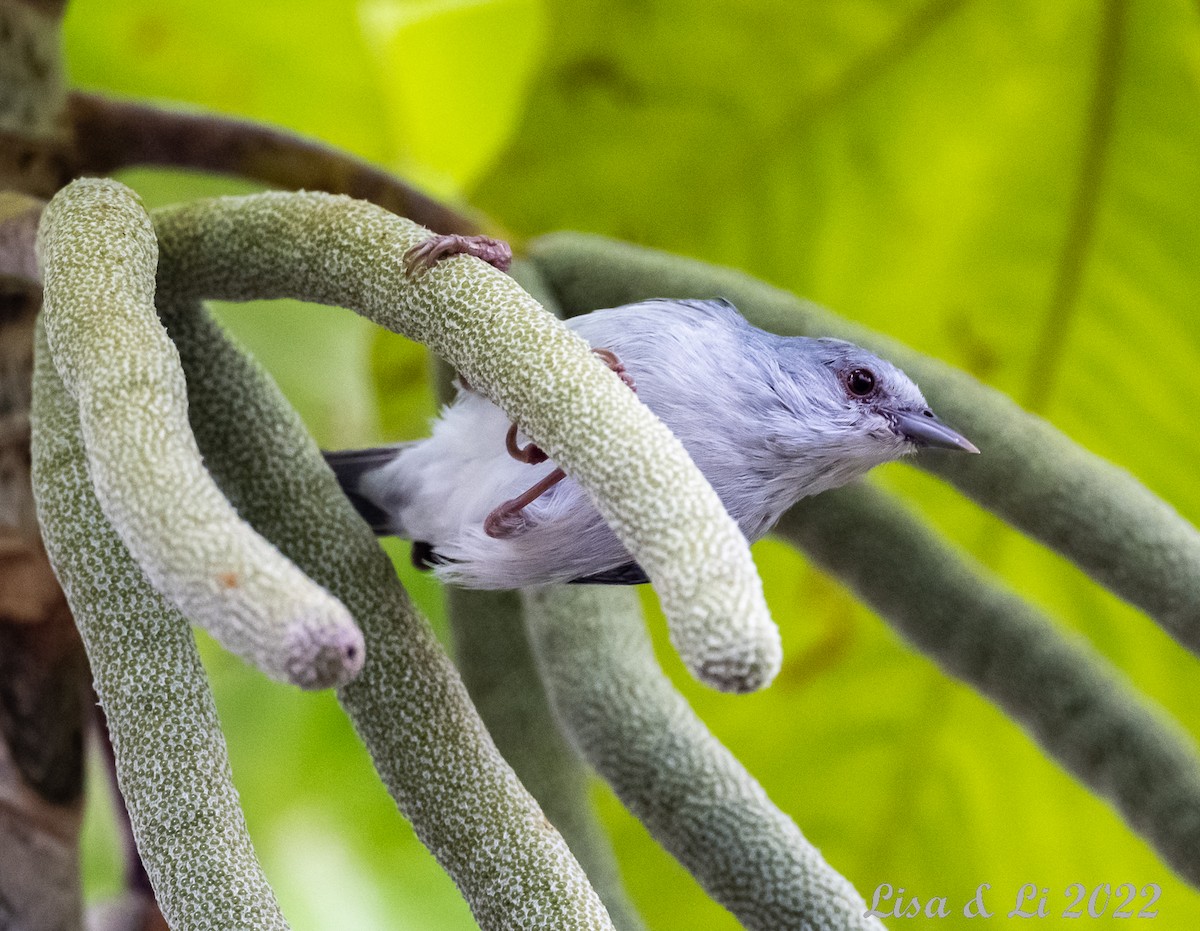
[{"left": 762, "top": 337, "right": 978, "bottom": 484}]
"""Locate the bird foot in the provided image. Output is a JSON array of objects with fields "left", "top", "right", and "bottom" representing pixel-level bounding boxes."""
[
  {"left": 506, "top": 422, "right": 549, "bottom": 464},
  {"left": 483, "top": 503, "right": 530, "bottom": 539},
  {"left": 501, "top": 347, "right": 636, "bottom": 465},
  {"left": 484, "top": 468, "right": 567, "bottom": 539},
  {"left": 592, "top": 347, "right": 637, "bottom": 392},
  {"left": 403, "top": 234, "right": 513, "bottom": 276},
  {"left": 484, "top": 346, "right": 635, "bottom": 537}
]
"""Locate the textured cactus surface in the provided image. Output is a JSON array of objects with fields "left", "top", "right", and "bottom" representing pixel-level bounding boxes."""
[
  {"left": 779, "top": 485, "right": 1200, "bottom": 885},
  {"left": 150, "top": 190, "right": 781, "bottom": 692},
  {"left": 524, "top": 584, "right": 887, "bottom": 931},
  {"left": 37, "top": 179, "right": 363, "bottom": 690},
  {"left": 158, "top": 292, "right": 617, "bottom": 930},
  {"left": 31, "top": 319, "right": 292, "bottom": 931},
  {"left": 27, "top": 171, "right": 1200, "bottom": 930}
]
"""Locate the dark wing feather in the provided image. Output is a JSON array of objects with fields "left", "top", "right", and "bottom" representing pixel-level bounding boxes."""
[
  {"left": 570, "top": 561, "right": 650, "bottom": 586},
  {"left": 323, "top": 445, "right": 408, "bottom": 535}
]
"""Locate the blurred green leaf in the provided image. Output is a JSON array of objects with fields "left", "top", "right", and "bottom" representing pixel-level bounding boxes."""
[
  {"left": 475, "top": 0, "right": 1200, "bottom": 926},
  {"left": 63, "top": 0, "right": 391, "bottom": 160},
  {"left": 358, "top": 0, "right": 547, "bottom": 195},
  {"left": 62, "top": 0, "right": 1200, "bottom": 927}
]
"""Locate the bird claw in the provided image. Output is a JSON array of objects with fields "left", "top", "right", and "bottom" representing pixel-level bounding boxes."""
[
  {"left": 506, "top": 423, "right": 549, "bottom": 464},
  {"left": 501, "top": 347, "right": 635, "bottom": 466},
  {"left": 484, "top": 467, "right": 568, "bottom": 539},
  {"left": 403, "top": 234, "right": 513, "bottom": 277},
  {"left": 485, "top": 347, "right": 636, "bottom": 535},
  {"left": 483, "top": 503, "right": 530, "bottom": 539},
  {"left": 592, "top": 347, "right": 637, "bottom": 392}
]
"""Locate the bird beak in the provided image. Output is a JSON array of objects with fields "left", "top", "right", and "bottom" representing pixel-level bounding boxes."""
[{"left": 893, "top": 409, "right": 980, "bottom": 454}]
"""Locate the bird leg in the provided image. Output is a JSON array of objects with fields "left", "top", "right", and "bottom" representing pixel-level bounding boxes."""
[
  {"left": 484, "top": 347, "right": 637, "bottom": 539},
  {"left": 591, "top": 347, "right": 636, "bottom": 391},
  {"left": 483, "top": 468, "right": 568, "bottom": 539},
  {"left": 402, "top": 233, "right": 513, "bottom": 276},
  {"left": 506, "top": 422, "right": 549, "bottom": 464},
  {"left": 502, "top": 348, "right": 637, "bottom": 466},
  {"left": 403, "top": 233, "right": 511, "bottom": 392}
]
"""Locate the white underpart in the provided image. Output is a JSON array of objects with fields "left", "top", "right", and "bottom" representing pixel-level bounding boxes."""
[{"left": 362, "top": 300, "right": 918, "bottom": 588}]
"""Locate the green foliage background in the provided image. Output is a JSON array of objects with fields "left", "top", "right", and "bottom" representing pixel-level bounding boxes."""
[{"left": 63, "top": 0, "right": 1200, "bottom": 927}]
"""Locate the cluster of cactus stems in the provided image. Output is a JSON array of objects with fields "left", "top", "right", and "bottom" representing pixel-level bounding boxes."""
[{"left": 23, "top": 172, "right": 1200, "bottom": 931}]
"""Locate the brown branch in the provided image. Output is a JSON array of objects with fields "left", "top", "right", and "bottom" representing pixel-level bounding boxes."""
[
  {"left": 0, "top": 2, "right": 91, "bottom": 920},
  {"left": 9, "top": 1, "right": 68, "bottom": 15},
  {"left": 68, "top": 91, "right": 487, "bottom": 236},
  {"left": 0, "top": 129, "right": 74, "bottom": 198},
  {"left": 0, "top": 193, "right": 43, "bottom": 281},
  {"left": 0, "top": 0, "right": 72, "bottom": 197},
  {"left": 1021, "top": 0, "right": 1127, "bottom": 412},
  {"left": 0, "top": 226, "right": 88, "bottom": 927}
]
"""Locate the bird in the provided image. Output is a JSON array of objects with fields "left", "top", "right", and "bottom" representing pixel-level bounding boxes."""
[{"left": 325, "top": 295, "right": 978, "bottom": 590}]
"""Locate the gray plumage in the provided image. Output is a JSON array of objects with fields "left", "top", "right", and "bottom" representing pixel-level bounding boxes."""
[{"left": 325, "top": 299, "right": 976, "bottom": 588}]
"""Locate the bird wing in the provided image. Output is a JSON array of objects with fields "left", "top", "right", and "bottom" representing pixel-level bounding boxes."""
[
  {"left": 569, "top": 561, "right": 650, "bottom": 585},
  {"left": 323, "top": 444, "right": 412, "bottom": 533}
]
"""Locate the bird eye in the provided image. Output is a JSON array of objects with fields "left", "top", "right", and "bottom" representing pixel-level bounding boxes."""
[{"left": 845, "top": 368, "right": 876, "bottom": 397}]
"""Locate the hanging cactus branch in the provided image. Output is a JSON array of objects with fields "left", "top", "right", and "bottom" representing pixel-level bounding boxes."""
[
  {"left": 148, "top": 189, "right": 780, "bottom": 693},
  {"left": 159, "top": 293, "right": 616, "bottom": 930},
  {"left": 523, "top": 585, "right": 886, "bottom": 931},
  {"left": 29, "top": 319, "right": 291, "bottom": 931},
  {"left": 446, "top": 589, "right": 646, "bottom": 931},
  {"left": 36, "top": 178, "right": 363, "bottom": 689},
  {"left": 437, "top": 263, "right": 645, "bottom": 930},
  {"left": 66, "top": 91, "right": 485, "bottom": 237},
  {"left": 527, "top": 232, "right": 1200, "bottom": 657},
  {"left": 777, "top": 485, "right": 1200, "bottom": 886}
]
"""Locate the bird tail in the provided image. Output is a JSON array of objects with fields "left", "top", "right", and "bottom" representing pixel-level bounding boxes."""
[{"left": 322, "top": 444, "right": 410, "bottom": 535}]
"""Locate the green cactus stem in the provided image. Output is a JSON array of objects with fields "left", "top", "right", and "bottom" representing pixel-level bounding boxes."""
[
  {"left": 30, "top": 319, "right": 291, "bottom": 931},
  {"left": 777, "top": 484, "right": 1200, "bottom": 887},
  {"left": 526, "top": 232, "right": 1200, "bottom": 658},
  {"left": 149, "top": 190, "right": 780, "bottom": 693},
  {"left": 159, "top": 293, "right": 616, "bottom": 929},
  {"left": 523, "top": 584, "right": 887, "bottom": 931},
  {"left": 439, "top": 261, "right": 644, "bottom": 930},
  {"left": 447, "top": 589, "right": 645, "bottom": 931},
  {"left": 36, "top": 178, "right": 363, "bottom": 690}
]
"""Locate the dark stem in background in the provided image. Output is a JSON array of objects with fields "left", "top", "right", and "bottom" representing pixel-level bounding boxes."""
[
  {"left": 2, "top": 6, "right": 95, "bottom": 920},
  {"left": 68, "top": 92, "right": 487, "bottom": 237},
  {"left": 777, "top": 485, "right": 1200, "bottom": 888},
  {"left": 1021, "top": 0, "right": 1126, "bottom": 413}
]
